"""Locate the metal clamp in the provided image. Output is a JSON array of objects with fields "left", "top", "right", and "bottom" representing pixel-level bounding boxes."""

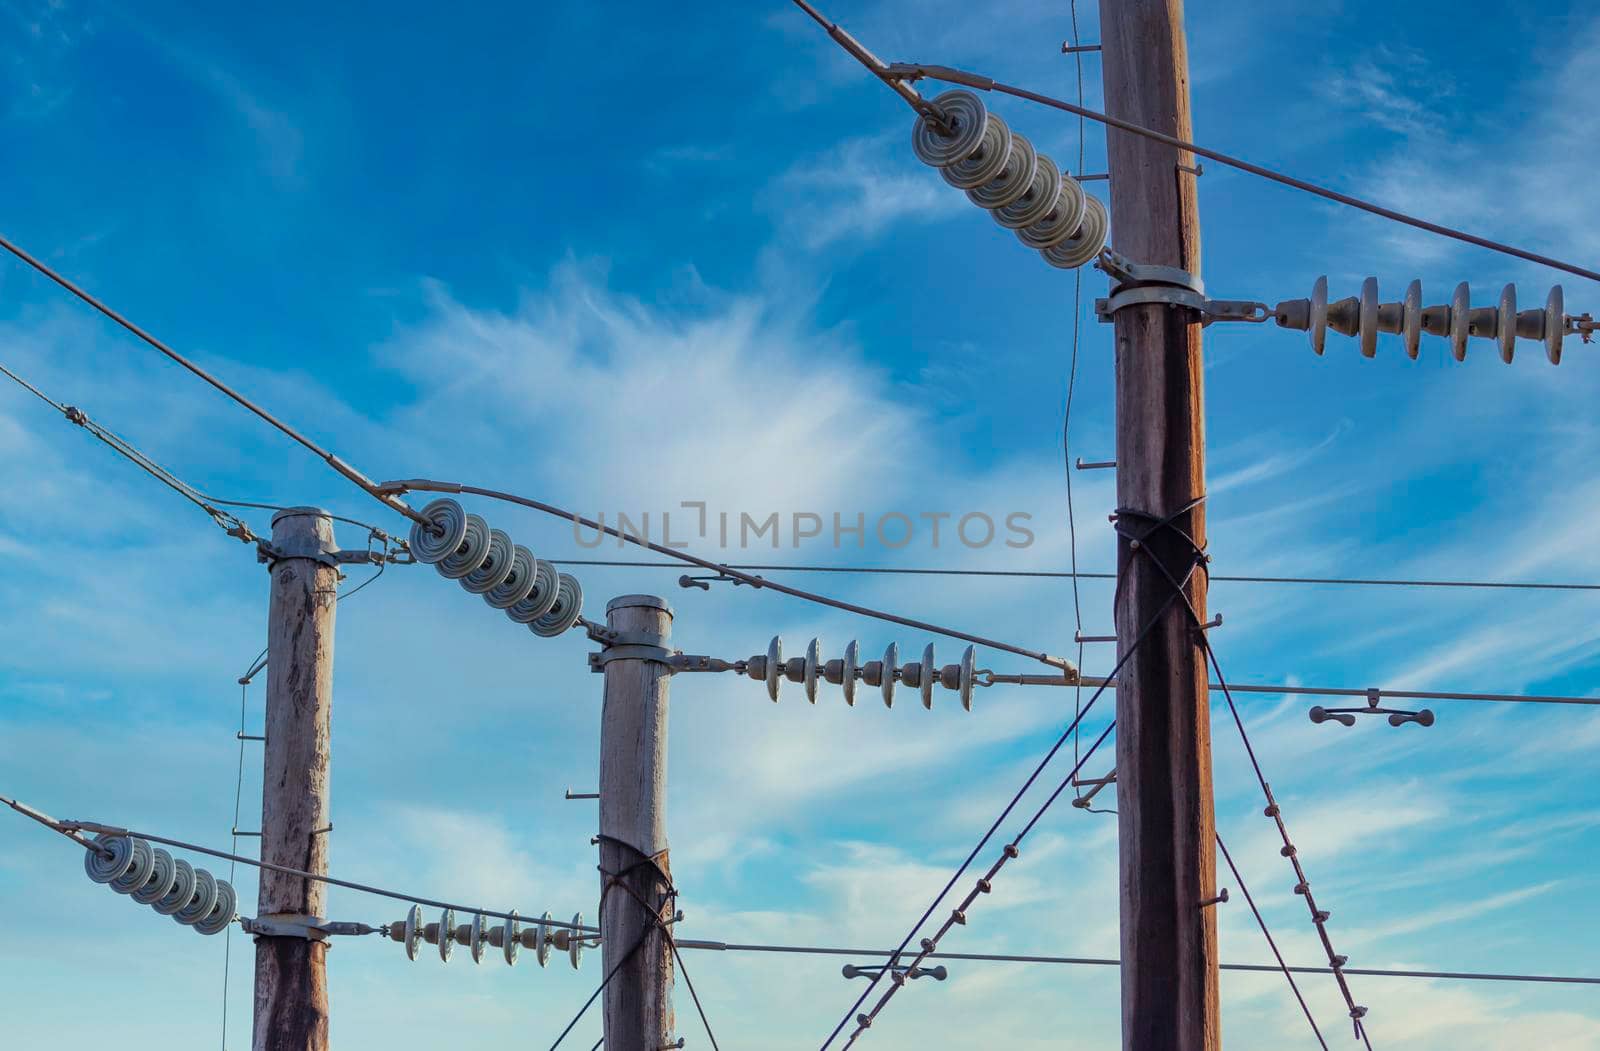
[
  {"left": 1094, "top": 248, "right": 1271, "bottom": 326},
  {"left": 587, "top": 627, "right": 677, "bottom": 672},
  {"left": 241, "top": 913, "right": 378, "bottom": 941},
  {"left": 255, "top": 540, "right": 384, "bottom": 569}
]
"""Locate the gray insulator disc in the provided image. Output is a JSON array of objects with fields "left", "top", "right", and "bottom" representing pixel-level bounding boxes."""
[
  {"left": 967, "top": 131, "right": 1037, "bottom": 211},
  {"left": 530, "top": 573, "right": 583, "bottom": 637},
  {"left": 1545, "top": 285, "right": 1564, "bottom": 364},
  {"left": 153, "top": 859, "right": 196, "bottom": 916},
  {"left": 920, "top": 644, "right": 937, "bottom": 710},
  {"left": 194, "top": 879, "right": 236, "bottom": 936},
  {"left": 994, "top": 153, "right": 1061, "bottom": 230},
  {"left": 470, "top": 913, "right": 489, "bottom": 963},
  {"left": 959, "top": 646, "right": 976, "bottom": 712},
  {"left": 1496, "top": 283, "right": 1517, "bottom": 363},
  {"left": 765, "top": 636, "right": 783, "bottom": 702},
  {"left": 804, "top": 638, "right": 822, "bottom": 704},
  {"left": 911, "top": 90, "right": 988, "bottom": 168},
  {"left": 1358, "top": 277, "right": 1380, "bottom": 358},
  {"left": 1043, "top": 194, "right": 1108, "bottom": 271},
  {"left": 439, "top": 908, "right": 456, "bottom": 962},
  {"left": 940, "top": 113, "right": 1011, "bottom": 190},
  {"left": 436, "top": 514, "right": 491, "bottom": 580},
  {"left": 410, "top": 499, "right": 467, "bottom": 564},
  {"left": 569, "top": 913, "right": 584, "bottom": 970},
  {"left": 881, "top": 642, "right": 898, "bottom": 709},
  {"left": 841, "top": 640, "right": 859, "bottom": 707},
  {"left": 1016, "top": 175, "right": 1086, "bottom": 250},
  {"left": 131, "top": 848, "right": 179, "bottom": 905},
  {"left": 537, "top": 911, "right": 553, "bottom": 967},
  {"left": 461, "top": 529, "right": 516, "bottom": 595},
  {"left": 486, "top": 544, "right": 539, "bottom": 610},
  {"left": 503, "top": 911, "right": 520, "bottom": 966},
  {"left": 506, "top": 557, "right": 560, "bottom": 623},
  {"left": 83, "top": 833, "right": 135, "bottom": 885},
  {"left": 1450, "top": 282, "right": 1471, "bottom": 361},
  {"left": 175, "top": 868, "right": 219, "bottom": 926},
  {"left": 1402, "top": 280, "right": 1423, "bottom": 360},
  {"left": 110, "top": 837, "right": 155, "bottom": 895},
  {"left": 405, "top": 904, "right": 424, "bottom": 960}
]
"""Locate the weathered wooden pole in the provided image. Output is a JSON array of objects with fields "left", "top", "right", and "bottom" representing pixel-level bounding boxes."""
[
  {"left": 253, "top": 507, "right": 337, "bottom": 1051},
  {"left": 598, "top": 594, "right": 676, "bottom": 1051},
  {"left": 1097, "top": 2, "right": 1222, "bottom": 1049}
]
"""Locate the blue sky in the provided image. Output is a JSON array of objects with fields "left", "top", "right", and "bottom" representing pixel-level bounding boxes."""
[{"left": 2, "top": 1, "right": 1598, "bottom": 1048}]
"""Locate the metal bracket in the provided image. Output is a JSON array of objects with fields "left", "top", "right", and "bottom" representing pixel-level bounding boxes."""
[
  {"left": 256, "top": 540, "right": 384, "bottom": 569},
  {"left": 587, "top": 628, "right": 677, "bottom": 672},
  {"left": 241, "top": 913, "right": 378, "bottom": 941},
  {"left": 1094, "top": 249, "right": 1271, "bottom": 327}
]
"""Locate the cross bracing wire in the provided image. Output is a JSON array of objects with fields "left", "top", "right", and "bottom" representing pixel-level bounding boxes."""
[
  {"left": 821, "top": 578, "right": 1193, "bottom": 1049},
  {"left": 788, "top": 0, "right": 1600, "bottom": 285}
]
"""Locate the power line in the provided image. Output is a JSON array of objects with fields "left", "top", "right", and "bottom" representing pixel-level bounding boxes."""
[
  {"left": 384, "top": 479, "right": 1078, "bottom": 674},
  {"left": 787, "top": 0, "right": 1600, "bottom": 285},
  {"left": 0, "top": 798, "right": 598, "bottom": 934},
  {"left": 0, "top": 233, "right": 430, "bottom": 528},
  {"left": 671, "top": 939, "right": 1600, "bottom": 987},
  {"left": 1067, "top": 677, "right": 1600, "bottom": 709},
  {"left": 549, "top": 558, "right": 1600, "bottom": 596},
  {"left": 0, "top": 359, "right": 262, "bottom": 542}
]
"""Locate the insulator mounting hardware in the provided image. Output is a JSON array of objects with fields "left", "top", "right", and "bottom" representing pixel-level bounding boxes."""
[
  {"left": 1309, "top": 688, "right": 1434, "bottom": 728},
  {"left": 1093, "top": 249, "right": 1273, "bottom": 326},
  {"left": 842, "top": 962, "right": 948, "bottom": 982}
]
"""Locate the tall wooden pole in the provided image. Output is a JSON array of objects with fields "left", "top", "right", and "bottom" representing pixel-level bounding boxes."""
[
  {"left": 598, "top": 594, "right": 676, "bottom": 1051},
  {"left": 1097, "top": 3, "right": 1221, "bottom": 1049},
  {"left": 254, "top": 508, "right": 337, "bottom": 1051}
]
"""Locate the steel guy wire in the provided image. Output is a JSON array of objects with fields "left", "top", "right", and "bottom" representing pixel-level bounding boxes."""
[
  {"left": 0, "top": 799, "right": 599, "bottom": 934},
  {"left": 1216, "top": 832, "right": 1330, "bottom": 1051},
  {"left": 383, "top": 479, "right": 1078, "bottom": 675},
  {"left": 0, "top": 233, "right": 430, "bottom": 528},
  {"left": 820, "top": 582, "right": 1188, "bottom": 1050},
  {"left": 787, "top": 1, "right": 1600, "bottom": 285},
  {"left": 1058, "top": 677, "right": 1600, "bottom": 709},
  {"left": 670, "top": 939, "right": 1600, "bottom": 987},
  {"left": 552, "top": 558, "right": 1600, "bottom": 596},
  {"left": 547, "top": 924, "right": 654, "bottom": 1051},
  {"left": 0, "top": 359, "right": 262, "bottom": 542}
]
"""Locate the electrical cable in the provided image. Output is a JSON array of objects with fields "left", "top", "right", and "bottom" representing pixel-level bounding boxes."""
[
  {"left": 550, "top": 558, "right": 1600, "bottom": 596},
  {"left": 383, "top": 479, "right": 1078, "bottom": 674},
  {"left": 788, "top": 0, "right": 1600, "bottom": 285},
  {"left": 0, "top": 799, "right": 598, "bottom": 934},
  {"left": 1064, "top": 677, "right": 1600, "bottom": 709},
  {"left": 669, "top": 939, "right": 1600, "bottom": 986},
  {"left": 0, "top": 234, "right": 430, "bottom": 527},
  {"left": 547, "top": 925, "right": 653, "bottom": 1051}
]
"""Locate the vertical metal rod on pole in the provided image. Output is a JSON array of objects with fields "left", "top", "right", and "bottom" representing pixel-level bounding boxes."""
[
  {"left": 253, "top": 508, "right": 337, "bottom": 1051},
  {"left": 1096, "top": 2, "right": 1222, "bottom": 1049},
  {"left": 598, "top": 594, "right": 676, "bottom": 1051}
]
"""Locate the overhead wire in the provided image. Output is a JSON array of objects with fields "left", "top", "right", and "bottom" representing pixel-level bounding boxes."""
[
  {"left": 550, "top": 558, "right": 1600, "bottom": 596},
  {"left": 0, "top": 799, "right": 598, "bottom": 934},
  {"left": 788, "top": 0, "right": 1600, "bottom": 285},
  {"left": 669, "top": 940, "right": 1600, "bottom": 987},
  {"left": 0, "top": 233, "right": 430, "bottom": 527}
]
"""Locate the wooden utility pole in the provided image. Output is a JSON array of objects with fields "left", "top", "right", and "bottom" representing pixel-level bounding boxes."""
[
  {"left": 254, "top": 508, "right": 337, "bottom": 1051},
  {"left": 1098, "top": 3, "right": 1221, "bottom": 1049},
  {"left": 598, "top": 594, "right": 676, "bottom": 1051}
]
